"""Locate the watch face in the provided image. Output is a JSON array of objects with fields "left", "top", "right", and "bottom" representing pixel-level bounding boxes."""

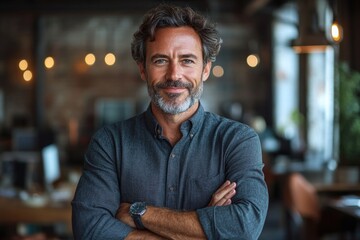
[{"left": 130, "top": 202, "right": 147, "bottom": 216}]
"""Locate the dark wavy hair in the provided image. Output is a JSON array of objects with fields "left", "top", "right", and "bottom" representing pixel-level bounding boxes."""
[{"left": 131, "top": 4, "right": 222, "bottom": 65}]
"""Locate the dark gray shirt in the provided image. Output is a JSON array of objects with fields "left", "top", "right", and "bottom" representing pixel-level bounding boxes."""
[{"left": 72, "top": 104, "right": 268, "bottom": 240}]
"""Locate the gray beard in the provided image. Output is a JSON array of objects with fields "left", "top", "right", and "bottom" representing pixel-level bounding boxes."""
[{"left": 148, "top": 79, "right": 203, "bottom": 115}]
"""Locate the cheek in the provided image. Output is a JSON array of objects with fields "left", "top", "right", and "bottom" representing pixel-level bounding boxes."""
[
  {"left": 147, "top": 65, "right": 166, "bottom": 78},
  {"left": 183, "top": 67, "right": 201, "bottom": 77},
  {"left": 189, "top": 70, "right": 204, "bottom": 84},
  {"left": 147, "top": 72, "right": 162, "bottom": 85}
]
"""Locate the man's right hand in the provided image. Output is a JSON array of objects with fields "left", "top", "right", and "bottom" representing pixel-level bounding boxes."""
[{"left": 208, "top": 180, "right": 237, "bottom": 206}]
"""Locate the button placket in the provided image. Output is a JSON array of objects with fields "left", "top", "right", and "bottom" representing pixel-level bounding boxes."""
[
  {"left": 168, "top": 152, "right": 176, "bottom": 191},
  {"left": 166, "top": 150, "right": 178, "bottom": 208}
]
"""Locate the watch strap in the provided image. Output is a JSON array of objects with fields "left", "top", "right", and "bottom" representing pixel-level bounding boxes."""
[
  {"left": 133, "top": 215, "right": 145, "bottom": 230},
  {"left": 130, "top": 202, "right": 147, "bottom": 230}
]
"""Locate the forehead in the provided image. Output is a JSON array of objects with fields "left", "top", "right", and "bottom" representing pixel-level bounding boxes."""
[{"left": 146, "top": 27, "right": 203, "bottom": 57}]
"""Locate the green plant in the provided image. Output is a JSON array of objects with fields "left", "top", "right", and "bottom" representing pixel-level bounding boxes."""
[{"left": 339, "top": 62, "right": 360, "bottom": 163}]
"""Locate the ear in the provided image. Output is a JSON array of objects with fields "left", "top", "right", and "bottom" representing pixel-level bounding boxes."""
[
  {"left": 202, "top": 62, "right": 212, "bottom": 81},
  {"left": 137, "top": 62, "right": 147, "bottom": 81}
]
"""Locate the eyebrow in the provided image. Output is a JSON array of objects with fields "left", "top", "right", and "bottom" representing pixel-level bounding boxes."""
[
  {"left": 150, "top": 54, "right": 168, "bottom": 62},
  {"left": 180, "top": 54, "right": 198, "bottom": 60},
  {"left": 150, "top": 53, "right": 199, "bottom": 62}
]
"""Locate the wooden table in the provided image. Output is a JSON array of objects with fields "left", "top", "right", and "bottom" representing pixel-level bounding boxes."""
[
  {"left": 303, "top": 166, "right": 360, "bottom": 195},
  {"left": 0, "top": 196, "right": 72, "bottom": 234},
  {"left": 327, "top": 196, "right": 360, "bottom": 220},
  {"left": 306, "top": 167, "right": 360, "bottom": 227},
  {"left": 280, "top": 167, "right": 360, "bottom": 239},
  {"left": 313, "top": 182, "right": 360, "bottom": 194}
]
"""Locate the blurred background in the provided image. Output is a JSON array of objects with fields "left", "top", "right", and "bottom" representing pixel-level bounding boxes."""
[{"left": 0, "top": 0, "right": 359, "bottom": 239}]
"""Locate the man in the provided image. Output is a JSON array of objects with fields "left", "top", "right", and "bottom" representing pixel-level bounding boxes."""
[{"left": 72, "top": 4, "right": 268, "bottom": 240}]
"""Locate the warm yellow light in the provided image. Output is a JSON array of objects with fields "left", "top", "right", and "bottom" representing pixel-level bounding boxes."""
[
  {"left": 23, "top": 70, "right": 33, "bottom": 81},
  {"left": 212, "top": 65, "right": 224, "bottom": 78},
  {"left": 331, "top": 21, "right": 343, "bottom": 43},
  {"left": 19, "top": 59, "right": 28, "bottom": 71},
  {"left": 247, "top": 54, "right": 260, "bottom": 68},
  {"left": 44, "top": 56, "right": 55, "bottom": 69},
  {"left": 292, "top": 45, "right": 329, "bottom": 54},
  {"left": 85, "top": 53, "right": 96, "bottom": 65},
  {"left": 104, "top": 53, "right": 116, "bottom": 66}
]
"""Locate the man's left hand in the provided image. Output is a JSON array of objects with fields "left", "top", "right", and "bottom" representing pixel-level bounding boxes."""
[{"left": 208, "top": 180, "right": 236, "bottom": 206}]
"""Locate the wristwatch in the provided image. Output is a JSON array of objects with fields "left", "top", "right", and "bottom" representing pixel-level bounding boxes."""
[{"left": 129, "top": 202, "right": 147, "bottom": 230}]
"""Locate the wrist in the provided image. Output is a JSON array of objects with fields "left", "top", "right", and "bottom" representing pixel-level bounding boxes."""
[{"left": 129, "top": 202, "right": 147, "bottom": 230}]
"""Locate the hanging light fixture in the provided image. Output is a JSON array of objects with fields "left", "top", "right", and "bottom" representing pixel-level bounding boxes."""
[
  {"left": 23, "top": 70, "right": 33, "bottom": 82},
  {"left": 85, "top": 23, "right": 97, "bottom": 66},
  {"left": 247, "top": 54, "right": 260, "bottom": 67},
  {"left": 104, "top": 22, "right": 117, "bottom": 66},
  {"left": 44, "top": 56, "right": 55, "bottom": 69},
  {"left": 43, "top": 36, "right": 57, "bottom": 70},
  {"left": 246, "top": 40, "right": 260, "bottom": 68},
  {"left": 331, "top": 20, "right": 343, "bottom": 43},
  {"left": 291, "top": 0, "right": 331, "bottom": 53},
  {"left": 104, "top": 53, "right": 116, "bottom": 66},
  {"left": 19, "top": 59, "right": 28, "bottom": 71},
  {"left": 330, "top": 0, "right": 343, "bottom": 43},
  {"left": 85, "top": 53, "right": 96, "bottom": 66}
]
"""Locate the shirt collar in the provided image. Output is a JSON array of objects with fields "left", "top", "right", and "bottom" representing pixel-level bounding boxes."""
[{"left": 144, "top": 102, "right": 205, "bottom": 138}]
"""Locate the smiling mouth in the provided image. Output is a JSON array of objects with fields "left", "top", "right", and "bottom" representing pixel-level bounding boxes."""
[
  {"left": 157, "top": 80, "right": 192, "bottom": 88},
  {"left": 163, "top": 87, "right": 187, "bottom": 94},
  {"left": 157, "top": 80, "right": 191, "bottom": 95}
]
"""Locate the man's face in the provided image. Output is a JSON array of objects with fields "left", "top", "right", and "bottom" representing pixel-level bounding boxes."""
[{"left": 138, "top": 27, "right": 211, "bottom": 115}]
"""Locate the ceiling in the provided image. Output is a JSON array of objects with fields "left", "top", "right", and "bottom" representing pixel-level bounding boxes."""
[
  {"left": 0, "top": 0, "right": 288, "bottom": 16},
  {"left": 0, "top": 0, "right": 290, "bottom": 64}
]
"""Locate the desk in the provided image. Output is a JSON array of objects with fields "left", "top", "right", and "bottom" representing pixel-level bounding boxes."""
[
  {"left": 303, "top": 167, "right": 360, "bottom": 195},
  {"left": 0, "top": 196, "right": 72, "bottom": 234},
  {"left": 326, "top": 195, "right": 360, "bottom": 220},
  {"left": 313, "top": 182, "right": 360, "bottom": 194},
  {"left": 306, "top": 168, "right": 360, "bottom": 237},
  {"left": 281, "top": 170, "right": 360, "bottom": 239}
]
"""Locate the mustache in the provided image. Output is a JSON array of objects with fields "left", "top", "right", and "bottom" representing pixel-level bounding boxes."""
[{"left": 156, "top": 80, "right": 192, "bottom": 89}]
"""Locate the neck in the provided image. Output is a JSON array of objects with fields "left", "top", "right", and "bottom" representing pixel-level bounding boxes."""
[{"left": 151, "top": 102, "right": 199, "bottom": 145}]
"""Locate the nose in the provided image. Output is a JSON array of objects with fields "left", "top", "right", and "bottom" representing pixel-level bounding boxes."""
[{"left": 166, "top": 62, "right": 182, "bottom": 81}]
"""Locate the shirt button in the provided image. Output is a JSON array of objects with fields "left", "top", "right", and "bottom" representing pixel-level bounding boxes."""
[
  {"left": 190, "top": 133, "right": 194, "bottom": 138},
  {"left": 169, "top": 186, "right": 175, "bottom": 192},
  {"left": 171, "top": 153, "right": 176, "bottom": 158}
]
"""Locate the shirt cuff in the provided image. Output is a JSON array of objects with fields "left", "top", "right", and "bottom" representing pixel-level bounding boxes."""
[{"left": 196, "top": 207, "right": 216, "bottom": 240}]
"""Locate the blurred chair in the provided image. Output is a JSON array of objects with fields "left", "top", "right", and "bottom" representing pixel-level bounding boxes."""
[{"left": 282, "top": 173, "right": 356, "bottom": 240}]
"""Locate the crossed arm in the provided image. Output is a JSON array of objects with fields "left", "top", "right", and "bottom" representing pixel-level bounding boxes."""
[{"left": 117, "top": 181, "right": 237, "bottom": 240}]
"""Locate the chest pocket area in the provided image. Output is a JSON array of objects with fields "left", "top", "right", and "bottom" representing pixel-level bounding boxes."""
[{"left": 184, "top": 173, "right": 225, "bottom": 210}]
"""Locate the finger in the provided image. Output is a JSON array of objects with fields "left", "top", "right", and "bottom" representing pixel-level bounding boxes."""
[
  {"left": 210, "top": 188, "right": 236, "bottom": 206},
  {"left": 223, "top": 188, "right": 236, "bottom": 199},
  {"left": 223, "top": 198, "right": 232, "bottom": 206},
  {"left": 211, "top": 197, "right": 228, "bottom": 206},
  {"left": 213, "top": 180, "right": 232, "bottom": 194},
  {"left": 208, "top": 181, "right": 237, "bottom": 206},
  {"left": 213, "top": 189, "right": 236, "bottom": 206},
  {"left": 213, "top": 182, "right": 236, "bottom": 200},
  {"left": 217, "top": 189, "right": 236, "bottom": 204},
  {"left": 211, "top": 188, "right": 235, "bottom": 205}
]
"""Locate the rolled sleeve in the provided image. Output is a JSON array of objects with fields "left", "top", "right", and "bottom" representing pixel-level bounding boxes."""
[
  {"left": 197, "top": 191, "right": 268, "bottom": 240},
  {"left": 72, "top": 127, "right": 133, "bottom": 239},
  {"left": 196, "top": 130, "right": 269, "bottom": 240},
  {"left": 72, "top": 200, "right": 133, "bottom": 239}
]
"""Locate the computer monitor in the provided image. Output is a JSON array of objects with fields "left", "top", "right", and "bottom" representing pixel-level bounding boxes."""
[
  {"left": 42, "top": 144, "right": 61, "bottom": 192},
  {"left": 12, "top": 128, "right": 38, "bottom": 151}
]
